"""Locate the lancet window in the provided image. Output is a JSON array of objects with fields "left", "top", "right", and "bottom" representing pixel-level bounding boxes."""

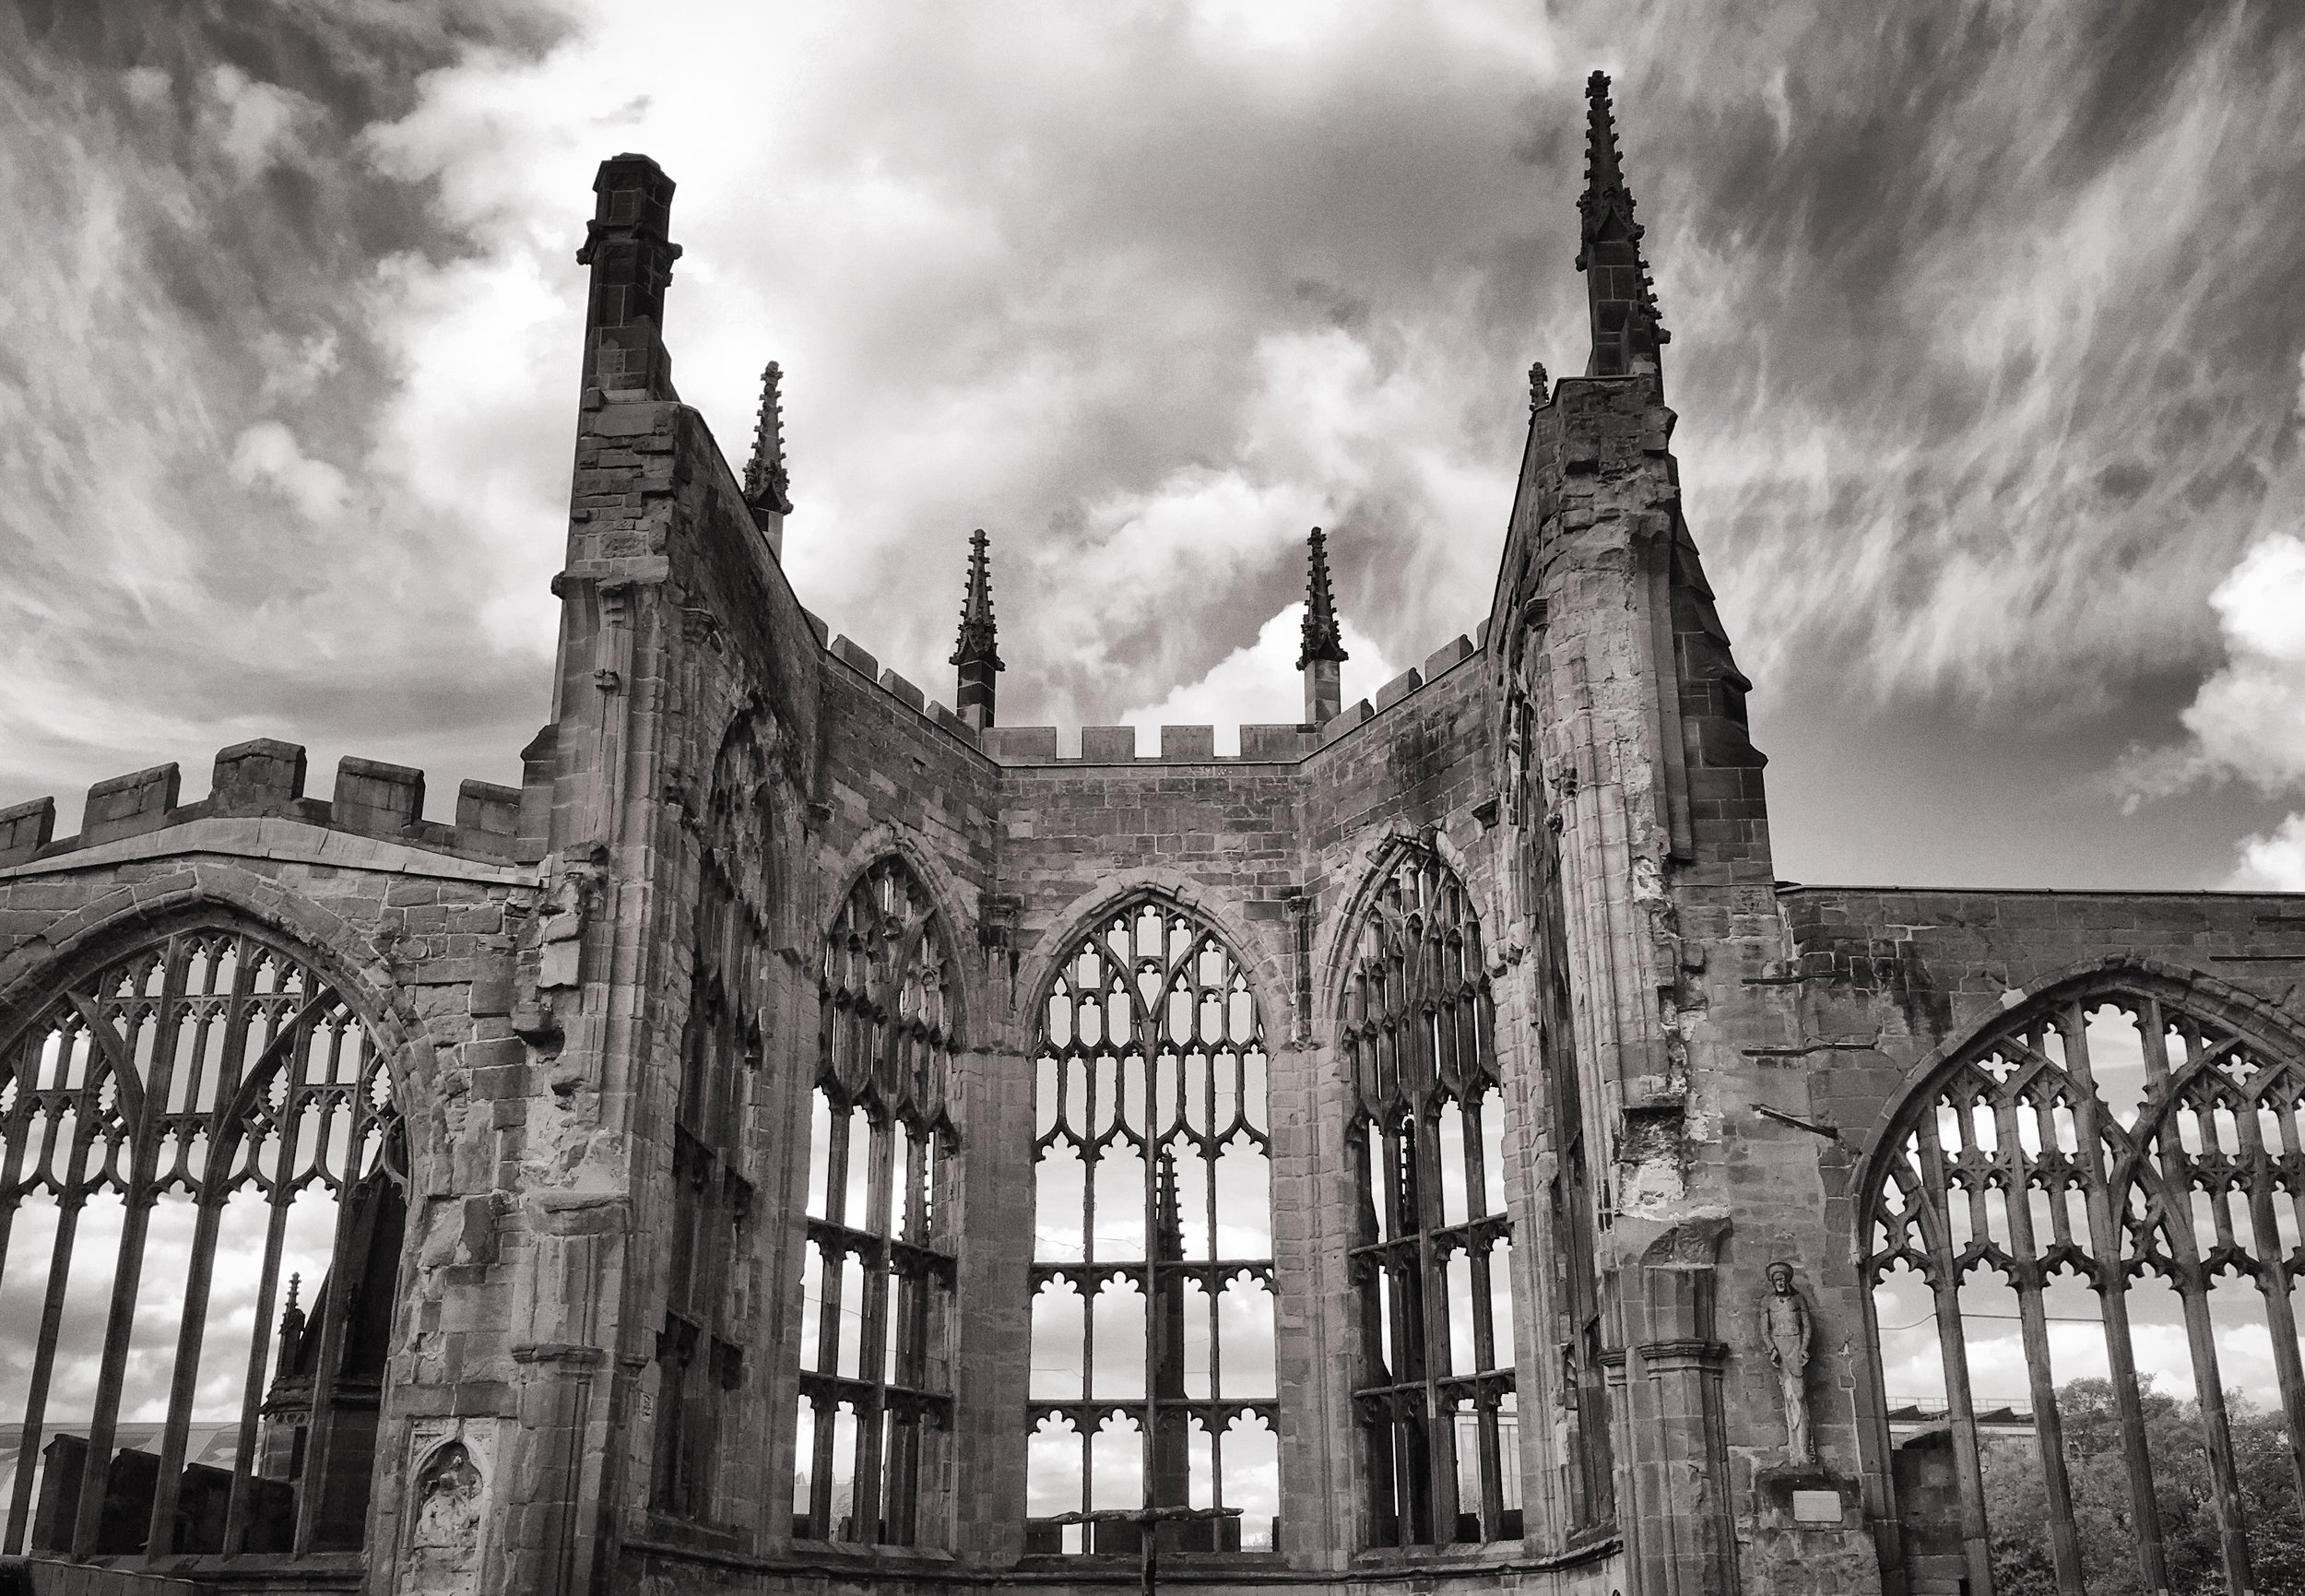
[
  {"left": 1025, "top": 898, "right": 1280, "bottom": 1555},
  {"left": 1343, "top": 845, "right": 1521, "bottom": 1546},
  {"left": 1521, "top": 814, "right": 1612, "bottom": 1533},
  {"left": 793, "top": 857, "right": 959, "bottom": 1546},
  {"left": 1863, "top": 975, "right": 2305, "bottom": 1596},
  {"left": 654, "top": 725, "right": 766, "bottom": 1521},
  {"left": 0, "top": 927, "right": 403, "bottom": 1562}
]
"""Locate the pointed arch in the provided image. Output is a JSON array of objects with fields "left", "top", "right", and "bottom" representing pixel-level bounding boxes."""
[
  {"left": 0, "top": 914, "right": 408, "bottom": 1562},
  {"left": 1333, "top": 836, "right": 1521, "bottom": 1548},
  {"left": 1856, "top": 962, "right": 2305, "bottom": 1596},
  {"left": 791, "top": 853, "right": 963, "bottom": 1548},
  {"left": 1313, "top": 824, "right": 1497, "bottom": 1044},
  {"left": 1022, "top": 891, "right": 1281, "bottom": 1555},
  {"left": 821, "top": 826, "right": 980, "bottom": 1051},
  {"left": 654, "top": 711, "right": 786, "bottom": 1523}
]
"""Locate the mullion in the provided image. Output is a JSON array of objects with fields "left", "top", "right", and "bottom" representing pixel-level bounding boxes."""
[{"left": 69, "top": 931, "right": 191, "bottom": 1555}]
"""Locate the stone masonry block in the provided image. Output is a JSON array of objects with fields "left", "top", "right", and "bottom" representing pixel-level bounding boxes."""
[
  {"left": 84, "top": 763, "right": 182, "bottom": 845},
  {"left": 1080, "top": 727, "right": 1137, "bottom": 762},
  {"left": 1239, "top": 725, "right": 1315, "bottom": 761},
  {"left": 928, "top": 703, "right": 980, "bottom": 746},
  {"left": 880, "top": 668, "right": 926, "bottom": 712},
  {"left": 982, "top": 727, "right": 1058, "bottom": 763},
  {"left": 800, "top": 608, "right": 832, "bottom": 646},
  {"left": 0, "top": 796, "right": 55, "bottom": 864},
  {"left": 334, "top": 757, "right": 426, "bottom": 838},
  {"left": 830, "top": 636, "right": 879, "bottom": 678},
  {"left": 1320, "top": 700, "right": 1373, "bottom": 746},
  {"left": 209, "top": 738, "right": 308, "bottom": 817},
  {"left": 1374, "top": 668, "right": 1424, "bottom": 711},
  {"left": 1423, "top": 635, "right": 1474, "bottom": 678},
  {"left": 456, "top": 780, "right": 523, "bottom": 859},
  {"left": 1159, "top": 726, "right": 1216, "bottom": 761}
]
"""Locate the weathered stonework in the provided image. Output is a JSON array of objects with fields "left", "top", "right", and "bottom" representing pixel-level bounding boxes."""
[{"left": 3, "top": 85, "right": 2299, "bottom": 1596}]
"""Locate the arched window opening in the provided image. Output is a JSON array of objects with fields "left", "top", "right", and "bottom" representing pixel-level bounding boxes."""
[
  {"left": 654, "top": 724, "right": 770, "bottom": 1522},
  {"left": 1025, "top": 899, "right": 1279, "bottom": 1556},
  {"left": 1864, "top": 979, "right": 2305, "bottom": 1596},
  {"left": 1343, "top": 846, "right": 1521, "bottom": 1547},
  {"left": 793, "top": 857, "right": 959, "bottom": 1546},
  {"left": 0, "top": 928, "right": 404, "bottom": 1562}
]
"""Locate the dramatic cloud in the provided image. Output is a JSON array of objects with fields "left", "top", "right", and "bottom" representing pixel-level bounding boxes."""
[
  {"left": 2119, "top": 531, "right": 2305, "bottom": 882},
  {"left": 5, "top": 2, "right": 2304, "bottom": 887},
  {"left": 1119, "top": 604, "right": 1402, "bottom": 753}
]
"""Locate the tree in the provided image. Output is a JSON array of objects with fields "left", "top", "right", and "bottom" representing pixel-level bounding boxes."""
[{"left": 1969, "top": 1377, "right": 2305, "bottom": 1596}]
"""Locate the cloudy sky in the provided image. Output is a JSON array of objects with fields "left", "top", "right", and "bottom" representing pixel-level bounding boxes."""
[{"left": 5, "top": 2, "right": 2305, "bottom": 891}]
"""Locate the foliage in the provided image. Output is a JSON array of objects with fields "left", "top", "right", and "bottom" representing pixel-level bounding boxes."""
[{"left": 1969, "top": 1378, "right": 2305, "bottom": 1596}]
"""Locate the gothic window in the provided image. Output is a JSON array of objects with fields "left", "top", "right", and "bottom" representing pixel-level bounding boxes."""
[
  {"left": 1511, "top": 721, "right": 1614, "bottom": 1533},
  {"left": 793, "top": 857, "right": 959, "bottom": 1546},
  {"left": 0, "top": 927, "right": 403, "bottom": 1561},
  {"left": 1343, "top": 845, "right": 1522, "bottom": 1546},
  {"left": 654, "top": 725, "right": 767, "bottom": 1521},
  {"left": 1864, "top": 975, "right": 2305, "bottom": 1596},
  {"left": 1025, "top": 898, "right": 1279, "bottom": 1555}
]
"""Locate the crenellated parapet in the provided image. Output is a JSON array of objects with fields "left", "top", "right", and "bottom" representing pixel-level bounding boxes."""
[
  {"left": 0, "top": 738, "right": 532, "bottom": 872},
  {"left": 821, "top": 618, "right": 1486, "bottom": 766}
]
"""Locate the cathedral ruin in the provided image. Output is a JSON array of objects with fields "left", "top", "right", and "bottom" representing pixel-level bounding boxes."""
[{"left": 2, "top": 73, "right": 2301, "bottom": 1596}]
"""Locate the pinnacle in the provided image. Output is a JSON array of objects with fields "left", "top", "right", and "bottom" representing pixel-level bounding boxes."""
[
  {"left": 1297, "top": 526, "right": 1349, "bottom": 670},
  {"left": 952, "top": 527, "right": 1003, "bottom": 671},
  {"left": 1575, "top": 69, "right": 1670, "bottom": 381},
  {"left": 744, "top": 361, "right": 791, "bottom": 516}
]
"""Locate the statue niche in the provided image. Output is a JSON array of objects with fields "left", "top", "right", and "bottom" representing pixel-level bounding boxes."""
[{"left": 405, "top": 1440, "right": 484, "bottom": 1591}]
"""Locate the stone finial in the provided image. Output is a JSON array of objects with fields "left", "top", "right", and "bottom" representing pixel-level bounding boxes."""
[
  {"left": 743, "top": 361, "right": 792, "bottom": 518},
  {"left": 1297, "top": 527, "right": 1348, "bottom": 671},
  {"left": 951, "top": 528, "right": 1004, "bottom": 731},
  {"left": 1576, "top": 72, "right": 1670, "bottom": 384},
  {"left": 575, "top": 153, "right": 682, "bottom": 401},
  {"left": 1298, "top": 526, "right": 1348, "bottom": 727},
  {"left": 1529, "top": 361, "right": 1550, "bottom": 411}
]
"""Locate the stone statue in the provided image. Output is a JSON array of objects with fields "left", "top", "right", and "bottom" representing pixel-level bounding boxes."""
[
  {"left": 1762, "top": 1260, "right": 1814, "bottom": 1463},
  {"left": 411, "top": 1442, "right": 482, "bottom": 1559}
]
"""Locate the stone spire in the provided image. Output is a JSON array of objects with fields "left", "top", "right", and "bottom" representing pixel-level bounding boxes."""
[
  {"left": 1297, "top": 526, "right": 1348, "bottom": 727},
  {"left": 1575, "top": 72, "right": 1669, "bottom": 385},
  {"left": 575, "top": 153, "right": 682, "bottom": 402},
  {"left": 743, "top": 361, "right": 792, "bottom": 522},
  {"left": 950, "top": 528, "right": 1004, "bottom": 731}
]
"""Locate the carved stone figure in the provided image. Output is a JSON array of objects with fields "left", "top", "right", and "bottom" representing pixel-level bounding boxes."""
[
  {"left": 1763, "top": 1261, "right": 1814, "bottom": 1463},
  {"left": 410, "top": 1442, "right": 482, "bottom": 1559}
]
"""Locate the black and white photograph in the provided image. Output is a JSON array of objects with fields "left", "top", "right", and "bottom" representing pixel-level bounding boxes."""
[{"left": 2, "top": 6, "right": 2303, "bottom": 1593}]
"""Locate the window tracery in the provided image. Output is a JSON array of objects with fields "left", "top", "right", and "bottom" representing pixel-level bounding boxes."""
[
  {"left": 1343, "top": 845, "right": 1522, "bottom": 1546},
  {"left": 654, "top": 723, "right": 768, "bottom": 1521},
  {"left": 0, "top": 927, "right": 402, "bottom": 1561},
  {"left": 1863, "top": 975, "right": 2305, "bottom": 1596},
  {"left": 793, "top": 857, "right": 958, "bottom": 1546},
  {"left": 1025, "top": 898, "right": 1279, "bottom": 1555}
]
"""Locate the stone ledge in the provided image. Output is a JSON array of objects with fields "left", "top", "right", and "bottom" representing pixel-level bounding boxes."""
[{"left": 0, "top": 815, "right": 543, "bottom": 888}]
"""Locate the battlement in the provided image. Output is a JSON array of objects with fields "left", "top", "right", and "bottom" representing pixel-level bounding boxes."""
[
  {"left": 0, "top": 739, "right": 532, "bottom": 871},
  {"left": 811, "top": 610, "right": 1485, "bottom": 766}
]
